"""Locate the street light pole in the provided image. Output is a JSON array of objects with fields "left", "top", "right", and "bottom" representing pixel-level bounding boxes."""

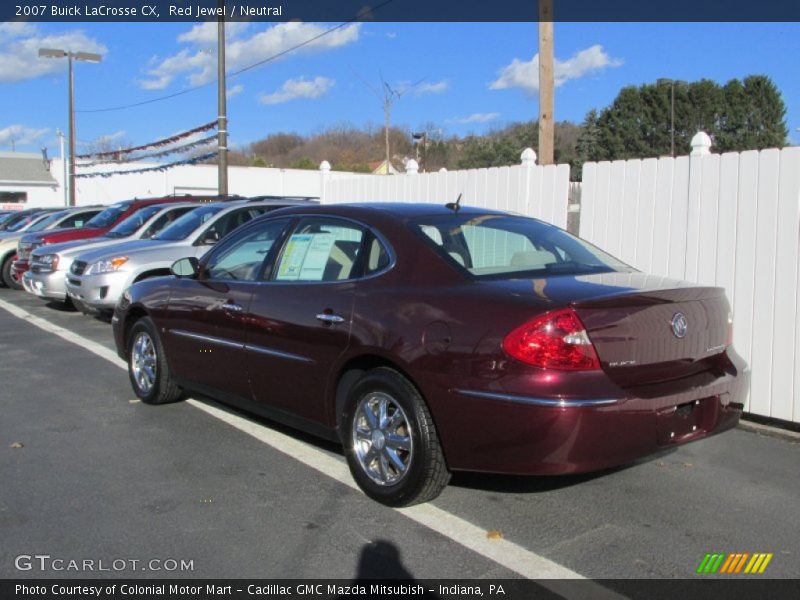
[
  {"left": 39, "top": 48, "right": 102, "bottom": 206},
  {"left": 217, "top": 0, "right": 229, "bottom": 196},
  {"left": 68, "top": 53, "right": 76, "bottom": 206}
]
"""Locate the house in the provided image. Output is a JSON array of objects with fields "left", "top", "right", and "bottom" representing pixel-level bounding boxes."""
[
  {"left": 368, "top": 159, "right": 402, "bottom": 175},
  {"left": 0, "top": 152, "right": 60, "bottom": 209}
]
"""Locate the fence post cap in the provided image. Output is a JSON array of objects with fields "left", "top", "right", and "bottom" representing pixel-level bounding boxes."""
[
  {"left": 690, "top": 131, "right": 712, "bottom": 156},
  {"left": 406, "top": 159, "right": 419, "bottom": 174},
  {"left": 439, "top": 167, "right": 447, "bottom": 173},
  {"left": 319, "top": 160, "right": 331, "bottom": 172},
  {"left": 521, "top": 147, "right": 537, "bottom": 165}
]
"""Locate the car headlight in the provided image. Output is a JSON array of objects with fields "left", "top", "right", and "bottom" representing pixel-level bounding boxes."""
[
  {"left": 37, "top": 254, "right": 59, "bottom": 273},
  {"left": 86, "top": 256, "right": 129, "bottom": 275}
]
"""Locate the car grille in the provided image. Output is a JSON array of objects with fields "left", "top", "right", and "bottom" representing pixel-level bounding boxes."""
[{"left": 71, "top": 260, "right": 88, "bottom": 276}]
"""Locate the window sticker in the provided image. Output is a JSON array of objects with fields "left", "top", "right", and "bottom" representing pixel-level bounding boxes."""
[{"left": 298, "top": 233, "right": 335, "bottom": 280}]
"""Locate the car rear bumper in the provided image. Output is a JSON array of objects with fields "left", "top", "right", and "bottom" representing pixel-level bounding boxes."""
[
  {"left": 22, "top": 270, "right": 67, "bottom": 301},
  {"left": 428, "top": 352, "right": 749, "bottom": 476},
  {"left": 65, "top": 271, "right": 129, "bottom": 309}
]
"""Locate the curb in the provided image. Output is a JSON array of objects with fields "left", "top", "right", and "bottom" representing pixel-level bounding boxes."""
[{"left": 738, "top": 420, "right": 800, "bottom": 443}]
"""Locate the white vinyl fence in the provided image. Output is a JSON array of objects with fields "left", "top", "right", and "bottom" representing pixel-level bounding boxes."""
[
  {"left": 321, "top": 150, "right": 571, "bottom": 229},
  {"left": 580, "top": 138, "right": 800, "bottom": 424}
]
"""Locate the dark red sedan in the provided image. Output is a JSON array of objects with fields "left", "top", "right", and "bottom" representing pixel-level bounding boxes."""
[{"left": 113, "top": 203, "right": 749, "bottom": 506}]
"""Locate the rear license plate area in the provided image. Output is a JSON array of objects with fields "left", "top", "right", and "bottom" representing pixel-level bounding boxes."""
[{"left": 656, "top": 398, "right": 710, "bottom": 445}]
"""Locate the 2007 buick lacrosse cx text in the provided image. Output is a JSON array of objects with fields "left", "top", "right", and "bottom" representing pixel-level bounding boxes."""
[{"left": 112, "top": 202, "right": 749, "bottom": 506}]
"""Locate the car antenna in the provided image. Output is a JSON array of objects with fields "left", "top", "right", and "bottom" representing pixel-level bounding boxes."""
[{"left": 445, "top": 193, "right": 462, "bottom": 213}]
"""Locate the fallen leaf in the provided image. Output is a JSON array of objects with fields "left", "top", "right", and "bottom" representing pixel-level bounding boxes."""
[
  {"left": 10, "top": 442, "right": 23, "bottom": 449},
  {"left": 486, "top": 530, "right": 503, "bottom": 540},
  {"left": 682, "top": 462, "right": 694, "bottom": 468}
]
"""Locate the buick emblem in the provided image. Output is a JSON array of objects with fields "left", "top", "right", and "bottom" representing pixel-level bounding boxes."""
[{"left": 671, "top": 312, "right": 688, "bottom": 339}]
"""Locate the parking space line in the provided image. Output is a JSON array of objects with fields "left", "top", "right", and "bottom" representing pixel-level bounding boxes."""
[{"left": 0, "top": 297, "right": 626, "bottom": 593}]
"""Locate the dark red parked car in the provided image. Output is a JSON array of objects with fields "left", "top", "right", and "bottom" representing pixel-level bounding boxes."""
[{"left": 113, "top": 203, "right": 749, "bottom": 506}]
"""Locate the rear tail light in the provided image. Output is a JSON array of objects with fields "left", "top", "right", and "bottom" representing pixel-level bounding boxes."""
[{"left": 502, "top": 308, "right": 601, "bottom": 371}]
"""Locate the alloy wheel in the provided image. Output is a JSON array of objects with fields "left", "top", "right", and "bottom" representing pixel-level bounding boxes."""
[{"left": 352, "top": 392, "right": 413, "bottom": 486}]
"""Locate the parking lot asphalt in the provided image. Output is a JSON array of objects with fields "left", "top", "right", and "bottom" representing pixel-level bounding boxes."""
[{"left": 1, "top": 286, "right": 799, "bottom": 581}]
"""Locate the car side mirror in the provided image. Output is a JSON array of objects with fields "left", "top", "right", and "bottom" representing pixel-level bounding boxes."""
[{"left": 171, "top": 257, "right": 200, "bottom": 278}]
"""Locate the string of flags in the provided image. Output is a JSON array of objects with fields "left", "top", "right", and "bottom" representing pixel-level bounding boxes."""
[
  {"left": 75, "top": 151, "right": 219, "bottom": 179},
  {"left": 75, "top": 120, "right": 219, "bottom": 179},
  {"left": 75, "top": 121, "right": 217, "bottom": 161},
  {"left": 77, "top": 135, "right": 218, "bottom": 167}
]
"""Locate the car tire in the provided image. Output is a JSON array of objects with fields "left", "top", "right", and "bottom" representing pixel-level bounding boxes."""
[
  {"left": 1, "top": 254, "right": 21, "bottom": 290},
  {"left": 342, "top": 367, "right": 450, "bottom": 506},
  {"left": 127, "top": 317, "right": 183, "bottom": 405}
]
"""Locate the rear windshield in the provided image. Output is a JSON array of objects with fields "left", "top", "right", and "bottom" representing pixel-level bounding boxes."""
[
  {"left": 86, "top": 202, "right": 132, "bottom": 228},
  {"left": 106, "top": 205, "right": 163, "bottom": 238},
  {"left": 412, "top": 214, "right": 630, "bottom": 279},
  {"left": 153, "top": 204, "right": 225, "bottom": 241}
]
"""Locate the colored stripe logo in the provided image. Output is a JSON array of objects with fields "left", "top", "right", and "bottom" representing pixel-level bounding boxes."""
[{"left": 697, "top": 552, "right": 773, "bottom": 574}]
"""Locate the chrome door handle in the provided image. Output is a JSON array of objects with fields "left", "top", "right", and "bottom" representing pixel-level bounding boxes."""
[
  {"left": 222, "top": 302, "right": 243, "bottom": 313},
  {"left": 316, "top": 313, "right": 345, "bottom": 324}
]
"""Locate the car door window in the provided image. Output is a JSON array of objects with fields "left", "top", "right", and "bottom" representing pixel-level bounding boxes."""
[
  {"left": 205, "top": 219, "right": 289, "bottom": 282},
  {"left": 274, "top": 219, "right": 365, "bottom": 282},
  {"left": 59, "top": 211, "right": 97, "bottom": 228}
]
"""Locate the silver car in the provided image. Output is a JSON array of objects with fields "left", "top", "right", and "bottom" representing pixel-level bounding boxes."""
[
  {"left": 1, "top": 207, "right": 101, "bottom": 289},
  {"left": 65, "top": 199, "right": 316, "bottom": 312},
  {"left": 23, "top": 202, "right": 199, "bottom": 304}
]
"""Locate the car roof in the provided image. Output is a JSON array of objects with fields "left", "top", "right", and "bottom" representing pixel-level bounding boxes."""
[{"left": 255, "top": 202, "right": 508, "bottom": 220}]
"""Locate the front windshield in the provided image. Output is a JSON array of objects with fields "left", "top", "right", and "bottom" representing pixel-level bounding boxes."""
[
  {"left": 413, "top": 214, "right": 631, "bottom": 279},
  {"left": 6, "top": 214, "right": 44, "bottom": 232},
  {"left": 106, "top": 205, "right": 162, "bottom": 238},
  {"left": 25, "top": 211, "right": 69, "bottom": 232},
  {"left": 153, "top": 205, "right": 225, "bottom": 241},
  {"left": 0, "top": 213, "right": 17, "bottom": 228},
  {"left": 86, "top": 202, "right": 131, "bottom": 228}
]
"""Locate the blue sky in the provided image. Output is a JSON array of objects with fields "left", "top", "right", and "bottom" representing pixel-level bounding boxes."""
[{"left": 1, "top": 21, "right": 799, "bottom": 156}]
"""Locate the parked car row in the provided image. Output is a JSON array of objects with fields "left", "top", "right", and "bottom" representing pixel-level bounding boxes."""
[{"left": 2, "top": 198, "right": 750, "bottom": 507}]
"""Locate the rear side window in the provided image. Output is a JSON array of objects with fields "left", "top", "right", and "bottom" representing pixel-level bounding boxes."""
[
  {"left": 274, "top": 219, "right": 364, "bottom": 282},
  {"left": 413, "top": 214, "right": 630, "bottom": 279}
]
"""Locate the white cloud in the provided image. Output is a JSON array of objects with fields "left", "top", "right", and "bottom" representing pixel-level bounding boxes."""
[
  {"left": 259, "top": 76, "right": 334, "bottom": 105},
  {"left": 0, "top": 124, "right": 50, "bottom": 148},
  {"left": 490, "top": 45, "right": 622, "bottom": 95},
  {"left": 0, "top": 25, "right": 106, "bottom": 83},
  {"left": 141, "top": 22, "right": 360, "bottom": 90},
  {"left": 227, "top": 83, "right": 245, "bottom": 99},
  {"left": 414, "top": 80, "right": 449, "bottom": 97},
  {"left": 178, "top": 22, "right": 251, "bottom": 46},
  {"left": 450, "top": 112, "right": 500, "bottom": 124}
]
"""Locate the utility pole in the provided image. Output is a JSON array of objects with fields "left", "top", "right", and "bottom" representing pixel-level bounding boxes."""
[
  {"left": 538, "top": 0, "right": 555, "bottom": 165},
  {"left": 384, "top": 90, "right": 391, "bottom": 174},
  {"left": 217, "top": 0, "right": 229, "bottom": 195}
]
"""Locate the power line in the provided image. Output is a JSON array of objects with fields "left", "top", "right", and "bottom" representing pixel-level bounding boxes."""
[{"left": 76, "top": 1, "right": 393, "bottom": 114}]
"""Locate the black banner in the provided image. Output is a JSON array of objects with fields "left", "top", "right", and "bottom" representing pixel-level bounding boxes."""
[
  {"left": 3, "top": 0, "right": 800, "bottom": 23},
  {"left": 3, "top": 580, "right": 800, "bottom": 600}
]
